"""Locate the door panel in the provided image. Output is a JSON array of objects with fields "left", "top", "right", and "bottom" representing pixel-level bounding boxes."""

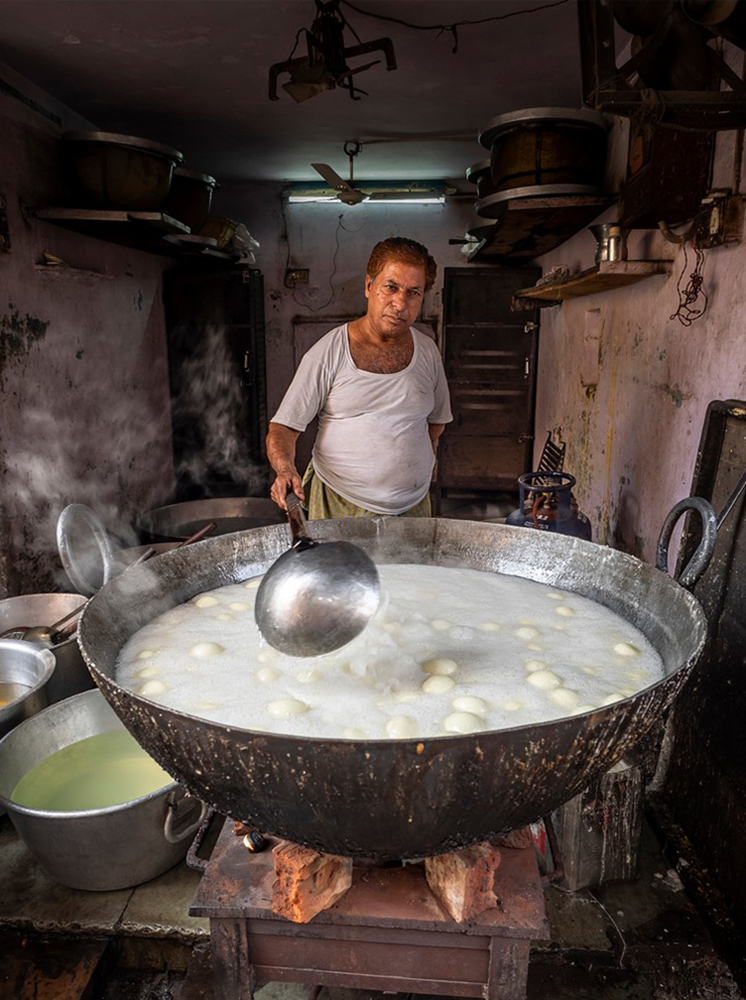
[{"left": 438, "top": 267, "right": 539, "bottom": 493}]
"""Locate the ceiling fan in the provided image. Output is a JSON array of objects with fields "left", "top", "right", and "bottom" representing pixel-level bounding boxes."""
[
  {"left": 312, "top": 141, "right": 384, "bottom": 205},
  {"left": 310, "top": 141, "right": 452, "bottom": 205}
]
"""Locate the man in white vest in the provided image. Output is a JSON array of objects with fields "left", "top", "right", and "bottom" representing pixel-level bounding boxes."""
[{"left": 267, "top": 237, "right": 452, "bottom": 519}]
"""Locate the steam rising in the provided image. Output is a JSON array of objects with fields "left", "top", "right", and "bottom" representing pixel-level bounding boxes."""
[{"left": 170, "top": 324, "right": 263, "bottom": 499}]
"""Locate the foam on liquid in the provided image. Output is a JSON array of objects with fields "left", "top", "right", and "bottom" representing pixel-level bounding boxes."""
[{"left": 115, "top": 564, "right": 664, "bottom": 740}]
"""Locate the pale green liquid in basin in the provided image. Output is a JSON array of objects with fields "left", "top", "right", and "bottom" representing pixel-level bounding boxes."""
[{"left": 11, "top": 729, "right": 173, "bottom": 811}]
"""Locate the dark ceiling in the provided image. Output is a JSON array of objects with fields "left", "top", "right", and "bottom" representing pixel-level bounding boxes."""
[{"left": 0, "top": 0, "right": 585, "bottom": 184}]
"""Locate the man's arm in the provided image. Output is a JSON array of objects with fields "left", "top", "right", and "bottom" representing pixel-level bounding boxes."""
[
  {"left": 266, "top": 422, "right": 304, "bottom": 509},
  {"left": 428, "top": 423, "right": 445, "bottom": 453}
]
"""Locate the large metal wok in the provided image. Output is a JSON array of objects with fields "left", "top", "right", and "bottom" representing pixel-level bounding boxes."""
[{"left": 77, "top": 516, "right": 710, "bottom": 860}]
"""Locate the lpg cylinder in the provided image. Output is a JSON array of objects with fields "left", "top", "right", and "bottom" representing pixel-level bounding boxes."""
[{"left": 506, "top": 472, "right": 592, "bottom": 540}]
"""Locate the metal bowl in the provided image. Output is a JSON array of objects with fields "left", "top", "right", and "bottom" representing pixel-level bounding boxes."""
[{"left": 0, "top": 640, "right": 56, "bottom": 739}]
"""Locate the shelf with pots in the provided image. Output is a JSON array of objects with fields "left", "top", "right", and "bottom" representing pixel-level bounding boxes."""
[
  {"left": 35, "top": 132, "right": 245, "bottom": 264},
  {"left": 461, "top": 108, "right": 614, "bottom": 262},
  {"left": 511, "top": 259, "right": 673, "bottom": 310}
]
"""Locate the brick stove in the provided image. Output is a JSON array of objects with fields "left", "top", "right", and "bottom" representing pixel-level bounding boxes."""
[{"left": 190, "top": 821, "right": 549, "bottom": 1000}]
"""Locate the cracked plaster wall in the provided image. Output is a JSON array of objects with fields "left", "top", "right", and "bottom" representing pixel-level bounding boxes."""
[
  {"left": 0, "top": 63, "right": 175, "bottom": 594},
  {"left": 533, "top": 119, "right": 746, "bottom": 564}
]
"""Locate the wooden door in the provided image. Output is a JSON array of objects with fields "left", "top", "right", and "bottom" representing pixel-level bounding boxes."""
[
  {"left": 164, "top": 267, "right": 267, "bottom": 500},
  {"left": 438, "top": 266, "right": 540, "bottom": 494}
]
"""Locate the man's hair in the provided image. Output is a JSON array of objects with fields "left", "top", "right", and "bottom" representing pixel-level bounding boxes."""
[{"left": 366, "top": 237, "right": 437, "bottom": 292}]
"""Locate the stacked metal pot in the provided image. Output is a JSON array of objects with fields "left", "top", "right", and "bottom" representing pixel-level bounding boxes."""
[{"left": 464, "top": 107, "right": 609, "bottom": 242}]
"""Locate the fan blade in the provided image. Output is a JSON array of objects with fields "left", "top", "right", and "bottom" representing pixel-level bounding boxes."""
[{"left": 312, "top": 163, "right": 353, "bottom": 192}]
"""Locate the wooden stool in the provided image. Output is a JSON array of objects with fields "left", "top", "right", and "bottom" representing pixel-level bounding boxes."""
[{"left": 191, "top": 822, "right": 549, "bottom": 1000}]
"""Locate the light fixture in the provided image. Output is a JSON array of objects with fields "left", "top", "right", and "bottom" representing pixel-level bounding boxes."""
[
  {"left": 287, "top": 180, "right": 448, "bottom": 206},
  {"left": 268, "top": 0, "right": 396, "bottom": 103},
  {"left": 287, "top": 194, "right": 445, "bottom": 205}
]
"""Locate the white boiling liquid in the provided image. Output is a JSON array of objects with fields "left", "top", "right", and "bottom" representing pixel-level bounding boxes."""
[{"left": 115, "top": 564, "right": 664, "bottom": 741}]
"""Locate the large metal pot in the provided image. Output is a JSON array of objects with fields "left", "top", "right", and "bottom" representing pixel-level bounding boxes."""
[
  {"left": 77, "top": 518, "right": 709, "bottom": 860},
  {"left": 137, "top": 497, "right": 285, "bottom": 543},
  {"left": 62, "top": 132, "right": 184, "bottom": 211},
  {"left": 0, "top": 689, "right": 207, "bottom": 891},
  {"left": 0, "top": 594, "right": 89, "bottom": 704},
  {"left": 478, "top": 107, "right": 608, "bottom": 193}
]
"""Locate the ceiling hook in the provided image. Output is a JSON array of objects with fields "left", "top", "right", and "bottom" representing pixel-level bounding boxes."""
[{"left": 343, "top": 141, "right": 362, "bottom": 159}]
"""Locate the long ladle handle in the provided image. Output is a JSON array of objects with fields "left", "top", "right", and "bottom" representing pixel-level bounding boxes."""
[{"left": 285, "top": 491, "right": 315, "bottom": 551}]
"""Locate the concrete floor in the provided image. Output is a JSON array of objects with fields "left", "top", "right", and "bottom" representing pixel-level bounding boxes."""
[{"left": 1, "top": 814, "right": 743, "bottom": 1000}]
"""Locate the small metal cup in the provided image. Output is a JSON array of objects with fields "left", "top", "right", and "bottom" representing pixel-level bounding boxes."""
[{"left": 590, "top": 223, "right": 628, "bottom": 265}]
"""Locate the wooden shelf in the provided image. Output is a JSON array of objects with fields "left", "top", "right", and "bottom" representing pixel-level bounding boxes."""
[
  {"left": 35, "top": 208, "right": 239, "bottom": 264},
  {"left": 511, "top": 260, "right": 673, "bottom": 309},
  {"left": 467, "top": 194, "right": 611, "bottom": 262}
]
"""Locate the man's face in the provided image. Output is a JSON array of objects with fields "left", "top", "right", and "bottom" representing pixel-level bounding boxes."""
[{"left": 364, "top": 260, "right": 427, "bottom": 336}]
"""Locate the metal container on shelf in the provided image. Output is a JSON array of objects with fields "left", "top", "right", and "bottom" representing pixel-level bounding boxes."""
[
  {"left": 198, "top": 215, "right": 238, "bottom": 250},
  {"left": 478, "top": 107, "right": 608, "bottom": 194},
  {"left": 465, "top": 158, "right": 498, "bottom": 201},
  {"left": 163, "top": 167, "right": 218, "bottom": 232},
  {"left": 0, "top": 689, "right": 207, "bottom": 891},
  {"left": 589, "top": 223, "right": 629, "bottom": 264},
  {"left": 0, "top": 594, "right": 89, "bottom": 704},
  {"left": 62, "top": 132, "right": 184, "bottom": 211}
]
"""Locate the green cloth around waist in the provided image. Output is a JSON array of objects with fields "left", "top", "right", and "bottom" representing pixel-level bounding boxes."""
[{"left": 302, "top": 462, "right": 431, "bottom": 520}]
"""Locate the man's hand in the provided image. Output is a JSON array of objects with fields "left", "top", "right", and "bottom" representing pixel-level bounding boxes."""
[
  {"left": 266, "top": 423, "right": 304, "bottom": 510},
  {"left": 270, "top": 468, "right": 304, "bottom": 510}
]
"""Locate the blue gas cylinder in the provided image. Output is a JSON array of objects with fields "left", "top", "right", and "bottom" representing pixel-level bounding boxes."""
[{"left": 505, "top": 472, "right": 592, "bottom": 540}]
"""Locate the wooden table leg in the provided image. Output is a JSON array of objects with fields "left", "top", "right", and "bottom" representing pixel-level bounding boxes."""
[
  {"left": 485, "top": 938, "right": 530, "bottom": 1000},
  {"left": 210, "top": 919, "right": 256, "bottom": 1000}
]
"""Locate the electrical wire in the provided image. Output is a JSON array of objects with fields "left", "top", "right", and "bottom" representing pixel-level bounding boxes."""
[
  {"left": 670, "top": 241, "right": 708, "bottom": 327},
  {"left": 286, "top": 212, "right": 367, "bottom": 313},
  {"left": 339, "top": 0, "right": 570, "bottom": 53}
]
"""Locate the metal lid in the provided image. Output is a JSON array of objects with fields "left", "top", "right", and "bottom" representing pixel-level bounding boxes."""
[
  {"left": 62, "top": 131, "right": 184, "bottom": 164},
  {"left": 465, "top": 159, "right": 491, "bottom": 183},
  {"left": 174, "top": 166, "right": 218, "bottom": 187},
  {"left": 479, "top": 107, "right": 609, "bottom": 149},
  {"left": 476, "top": 183, "right": 602, "bottom": 219}
]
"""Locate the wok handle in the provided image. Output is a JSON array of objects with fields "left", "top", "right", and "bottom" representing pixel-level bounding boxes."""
[
  {"left": 286, "top": 490, "right": 315, "bottom": 551},
  {"left": 656, "top": 497, "right": 717, "bottom": 590}
]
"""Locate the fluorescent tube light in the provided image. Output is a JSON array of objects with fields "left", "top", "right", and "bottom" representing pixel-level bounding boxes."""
[{"left": 287, "top": 195, "right": 446, "bottom": 205}]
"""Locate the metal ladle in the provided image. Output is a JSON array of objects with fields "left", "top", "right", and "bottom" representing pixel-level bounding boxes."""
[{"left": 254, "top": 493, "right": 381, "bottom": 658}]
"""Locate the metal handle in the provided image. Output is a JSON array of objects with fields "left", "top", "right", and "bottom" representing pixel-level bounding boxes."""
[
  {"left": 185, "top": 806, "right": 218, "bottom": 873},
  {"left": 163, "top": 792, "right": 210, "bottom": 844},
  {"left": 56, "top": 504, "right": 116, "bottom": 597},
  {"left": 656, "top": 497, "right": 717, "bottom": 590},
  {"left": 286, "top": 490, "right": 315, "bottom": 551}
]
